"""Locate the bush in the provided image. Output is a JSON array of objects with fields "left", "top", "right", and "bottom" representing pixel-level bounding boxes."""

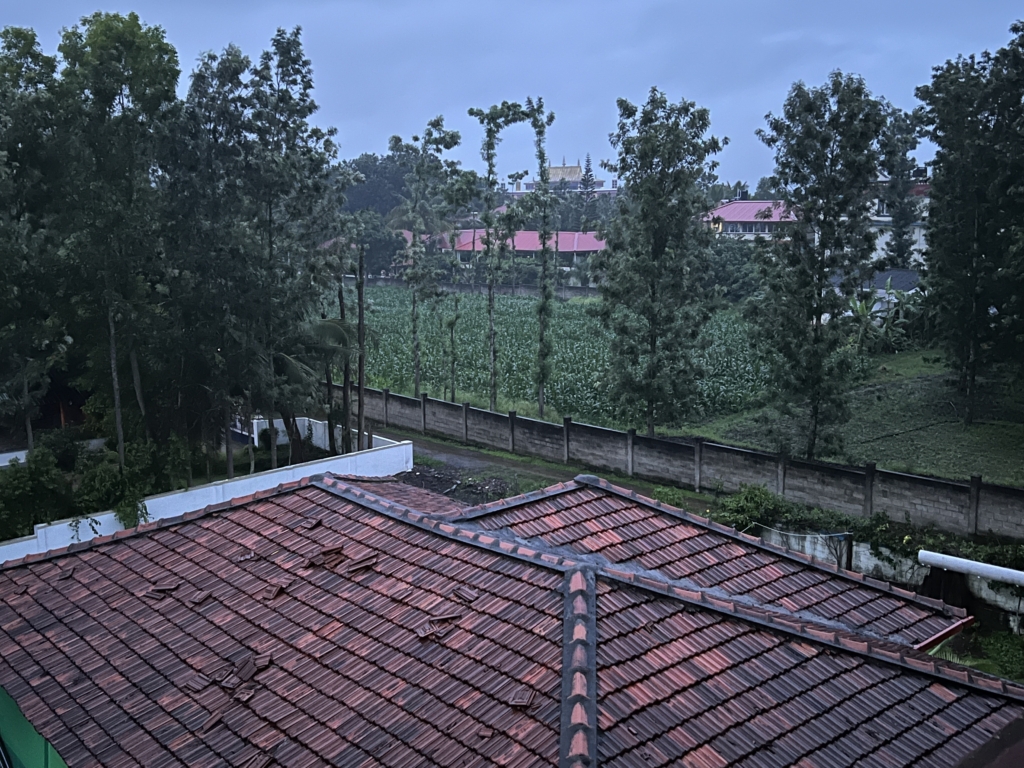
[{"left": 0, "top": 447, "right": 76, "bottom": 540}]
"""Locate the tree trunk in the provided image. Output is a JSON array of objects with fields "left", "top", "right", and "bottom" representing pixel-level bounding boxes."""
[
  {"left": 202, "top": 416, "right": 211, "bottom": 483},
  {"left": 326, "top": 364, "right": 337, "bottom": 454},
  {"left": 450, "top": 294, "right": 458, "bottom": 403},
  {"left": 358, "top": 244, "right": 367, "bottom": 451},
  {"left": 340, "top": 283, "right": 352, "bottom": 454},
  {"left": 22, "top": 371, "right": 34, "bottom": 452},
  {"left": 488, "top": 281, "right": 497, "bottom": 411},
  {"left": 224, "top": 404, "right": 234, "bottom": 479},
  {"left": 412, "top": 291, "right": 421, "bottom": 398},
  {"left": 965, "top": 336, "right": 978, "bottom": 427},
  {"left": 646, "top": 400, "right": 655, "bottom": 438},
  {"left": 246, "top": 396, "right": 255, "bottom": 474},
  {"left": 129, "top": 345, "right": 150, "bottom": 441},
  {"left": 283, "top": 409, "right": 304, "bottom": 464},
  {"left": 806, "top": 399, "right": 820, "bottom": 460},
  {"left": 268, "top": 409, "right": 278, "bottom": 469},
  {"left": 108, "top": 304, "right": 126, "bottom": 470}
]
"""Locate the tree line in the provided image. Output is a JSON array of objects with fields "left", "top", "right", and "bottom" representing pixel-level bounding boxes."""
[{"left": 1, "top": 14, "right": 1023, "bottom": 539}]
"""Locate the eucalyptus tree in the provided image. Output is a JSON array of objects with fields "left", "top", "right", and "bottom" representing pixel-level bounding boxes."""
[
  {"left": 592, "top": 88, "right": 722, "bottom": 437},
  {"left": 525, "top": 97, "right": 556, "bottom": 418},
  {"left": 754, "top": 72, "right": 885, "bottom": 458},
  {"left": 0, "top": 28, "right": 66, "bottom": 450},
  {"left": 916, "top": 25, "right": 1024, "bottom": 422},
  {"left": 468, "top": 101, "right": 527, "bottom": 411},
  {"left": 437, "top": 165, "right": 478, "bottom": 402},
  {"left": 158, "top": 44, "right": 256, "bottom": 466},
  {"left": 245, "top": 26, "right": 338, "bottom": 466},
  {"left": 388, "top": 116, "right": 461, "bottom": 397},
  {"left": 58, "top": 11, "right": 179, "bottom": 469}
]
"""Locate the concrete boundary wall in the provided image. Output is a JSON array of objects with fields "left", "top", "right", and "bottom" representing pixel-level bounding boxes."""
[
  {"left": 0, "top": 437, "right": 412, "bottom": 565},
  {"left": 349, "top": 387, "right": 1024, "bottom": 540}
]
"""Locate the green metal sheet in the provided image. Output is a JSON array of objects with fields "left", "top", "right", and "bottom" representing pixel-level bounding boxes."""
[{"left": 0, "top": 686, "right": 68, "bottom": 768}]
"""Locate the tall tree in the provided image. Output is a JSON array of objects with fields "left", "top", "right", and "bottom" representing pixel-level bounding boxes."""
[
  {"left": 468, "top": 101, "right": 527, "bottom": 411},
  {"left": 59, "top": 11, "right": 180, "bottom": 469},
  {"left": 0, "top": 28, "right": 66, "bottom": 451},
  {"left": 753, "top": 176, "right": 780, "bottom": 200},
  {"left": 917, "top": 43, "right": 1006, "bottom": 424},
  {"left": 990, "top": 24, "right": 1024, "bottom": 378},
  {"left": 592, "top": 87, "right": 722, "bottom": 437},
  {"left": 246, "top": 26, "right": 338, "bottom": 466},
  {"left": 878, "top": 103, "right": 922, "bottom": 268},
  {"left": 525, "top": 97, "right": 556, "bottom": 418},
  {"left": 754, "top": 71, "right": 885, "bottom": 458},
  {"left": 578, "top": 153, "right": 597, "bottom": 231},
  {"left": 159, "top": 44, "right": 256, "bottom": 465},
  {"left": 389, "top": 116, "right": 461, "bottom": 397}
]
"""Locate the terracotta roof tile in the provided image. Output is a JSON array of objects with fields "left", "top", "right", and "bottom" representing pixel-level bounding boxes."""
[
  {"left": 1, "top": 472, "right": 1022, "bottom": 767},
  {"left": 453, "top": 475, "right": 964, "bottom": 648}
]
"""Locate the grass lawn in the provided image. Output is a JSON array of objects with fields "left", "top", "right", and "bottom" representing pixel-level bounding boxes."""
[{"left": 692, "top": 349, "right": 1024, "bottom": 487}]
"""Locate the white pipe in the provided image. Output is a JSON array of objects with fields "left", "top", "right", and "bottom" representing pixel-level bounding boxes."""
[{"left": 918, "top": 550, "right": 1024, "bottom": 588}]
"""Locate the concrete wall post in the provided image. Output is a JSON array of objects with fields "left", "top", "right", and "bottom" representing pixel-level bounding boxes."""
[
  {"left": 420, "top": 393, "right": 428, "bottom": 434},
  {"left": 382, "top": 389, "right": 390, "bottom": 428},
  {"left": 777, "top": 455, "right": 787, "bottom": 497},
  {"left": 508, "top": 411, "right": 517, "bottom": 454},
  {"left": 563, "top": 417, "right": 572, "bottom": 463},
  {"left": 970, "top": 475, "right": 982, "bottom": 535},
  {"left": 694, "top": 438, "right": 704, "bottom": 493},
  {"left": 627, "top": 429, "right": 635, "bottom": 477},
  {"left": 863, "top": 462, "right": 876, "bottom": 517},
  {"left": 462, "top": 402, "right": 470, "bottom": 445}
]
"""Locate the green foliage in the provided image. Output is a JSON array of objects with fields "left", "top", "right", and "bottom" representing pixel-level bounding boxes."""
[
  {"left": 524, "top": 97, "right": 557, "bottom": 417},
  {"left": 705, "top": 237, "right": 759, "bottom": 303},
  {"left": 365, "top": 288, "right": 769, "bottom": 425},
  {"left": 752, "top": 71, "right": 886, "bottom": 459},
  {"left": 752, "top": 176, "right": 779, "bottom": 201},
  {"left": 877, "top": 104, "right": 922, "bottom": 269},
  {"left": 0, "top": 448, "right": 75, "bottom": 540},
  {"left": 917, "top": 23, "right": 1024, "bottom": 422},
  {"left": 593, "top": 87, "right": 723, "bottom": 436}
]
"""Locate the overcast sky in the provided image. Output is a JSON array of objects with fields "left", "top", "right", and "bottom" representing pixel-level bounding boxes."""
[{"left": 4, "top": 1, "right": 1022, "bottom": 185}]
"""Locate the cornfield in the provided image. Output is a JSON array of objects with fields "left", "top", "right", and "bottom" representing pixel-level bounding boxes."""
[{"left": 363, "top": 287, "right": 769, "bottom": 425}]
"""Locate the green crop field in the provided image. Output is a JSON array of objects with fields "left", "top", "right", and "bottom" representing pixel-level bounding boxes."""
[
  {"left": 363, "top": 286, "right": 769, "bottom": 424},
  {"left": 364, "top": 286, "right": 1024, "bottom": 486}
]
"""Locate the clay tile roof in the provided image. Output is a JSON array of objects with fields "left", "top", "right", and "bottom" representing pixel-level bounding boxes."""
[
  {"left": 452, "top": 474, "right": 968, "bottom": 649},
  {"left": 0, "top": 473, "right": 1021, "bottom": 767}
]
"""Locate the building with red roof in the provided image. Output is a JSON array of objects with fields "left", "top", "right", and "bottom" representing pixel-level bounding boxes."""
[
  {"left": 708, "top": 199, "right": 794, "bottom": 238},
  {"left": 2, "top": 472, "right": 1024, "bottom": 767}
]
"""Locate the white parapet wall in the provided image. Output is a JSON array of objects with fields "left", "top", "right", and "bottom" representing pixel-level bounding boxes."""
[
  {"left": 248, "top": 417, "right": 356, "bottom": 450},
  {"left": 0, "top": 436, "right": 412, "bottom": 565},
  {"left": 1, "top": 450, "right": 29, "bottom": 468}
]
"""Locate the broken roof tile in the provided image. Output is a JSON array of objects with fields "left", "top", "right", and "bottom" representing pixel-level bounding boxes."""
[{"left": 0, "top": 472, "right": 1021, "bottom": 768}]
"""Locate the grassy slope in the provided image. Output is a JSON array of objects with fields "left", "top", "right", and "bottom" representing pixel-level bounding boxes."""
[{"left": 696, "top": 349, "right": 1024, "bottom": 486}]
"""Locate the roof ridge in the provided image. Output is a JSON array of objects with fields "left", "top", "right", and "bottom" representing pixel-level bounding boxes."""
[
  {"left": 313, "top": 477, "right": 579, "bottom": 574},
  {"left": 572, "top": 474, "right": 966, "bottom": 620},
  {"left": 0, "top": 476, "right": 319, "bottom": 571},
  {"left": 559, "top": 567, "right": 598, "bottom": 768},
  {"left": 316, "top": 475, "right": 1009, "bottom": 696},
  {"left": 601, "top": 565, "right": 1024, "bottom": 704},
  {"left": 455, "top": 481, "right": 583, "bottom": 520}
]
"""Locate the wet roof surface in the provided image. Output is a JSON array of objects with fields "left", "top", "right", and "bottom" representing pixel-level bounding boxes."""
[
  {"left": 0, "top": 473, "right": 1020, "bottom": 767},
  {"left": 455, "top": 477, "right": 964, "bottom": 648}
]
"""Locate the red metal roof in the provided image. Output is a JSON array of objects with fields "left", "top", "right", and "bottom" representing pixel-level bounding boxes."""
[
  {"left": 709, "top": 200, "right": 794, "bottom": 223},
  {"left": 0, "top": 473, "right": 1021, "bottom": 767}
]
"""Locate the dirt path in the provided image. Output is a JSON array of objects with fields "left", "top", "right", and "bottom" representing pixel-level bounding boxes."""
[{"left": 375, "top": 426, "right": 713, "bottom": 514}]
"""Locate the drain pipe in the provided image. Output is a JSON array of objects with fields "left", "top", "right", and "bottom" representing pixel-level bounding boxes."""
[{"left": 918, "top": 550, "right": 1024, "bottom": 588}]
